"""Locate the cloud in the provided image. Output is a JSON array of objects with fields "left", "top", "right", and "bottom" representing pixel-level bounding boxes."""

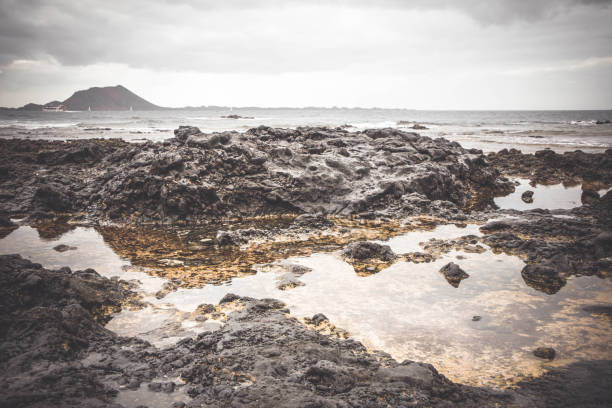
[
  {"left": 0, "top": 0, "right": 610, "bottom": 108},
  {"left": 0, "top": 0, "right": 611, "bottom": 71}
]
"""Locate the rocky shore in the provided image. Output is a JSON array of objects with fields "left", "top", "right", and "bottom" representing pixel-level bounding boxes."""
[
  {"left": 0, "top": 126, "right": 517, "bottom": 223},
  {"left": 1, "top": 126, "right": 611, "bottom": 407}
]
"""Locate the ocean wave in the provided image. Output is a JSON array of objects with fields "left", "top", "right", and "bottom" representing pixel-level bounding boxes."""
[{"left": 350, "top": 121, "right": 397, "bottom": 129}]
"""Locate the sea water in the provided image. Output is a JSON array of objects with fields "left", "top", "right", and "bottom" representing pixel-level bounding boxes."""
[{"left": 1, "top": 109, "right": 611, "bottom": 153}]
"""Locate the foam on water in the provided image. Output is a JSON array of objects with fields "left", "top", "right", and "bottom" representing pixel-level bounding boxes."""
[{"left": 1, "top": 109, "right": 611, "bottom": 152}]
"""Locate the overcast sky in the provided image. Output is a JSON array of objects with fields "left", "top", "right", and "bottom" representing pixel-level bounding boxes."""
[{"left": 1, "top": 0, "right": 611, "bottom": 109}]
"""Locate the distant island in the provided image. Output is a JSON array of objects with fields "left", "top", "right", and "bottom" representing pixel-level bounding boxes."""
[{"left": 1, "top": 85, "right": 162, "bottom": 111}]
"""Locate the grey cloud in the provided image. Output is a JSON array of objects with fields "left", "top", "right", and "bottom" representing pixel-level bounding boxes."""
[{"left": 0, "top": 0, "right": 610, "bottom": 74}]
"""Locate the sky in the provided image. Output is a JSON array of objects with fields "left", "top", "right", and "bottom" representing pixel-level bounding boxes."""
[{"left": 0, "top": 0, "right": 611, "bottom": 109}]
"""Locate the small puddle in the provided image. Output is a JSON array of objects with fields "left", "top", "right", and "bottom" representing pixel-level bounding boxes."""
[
  {"left": 115, "top": 380, "right": 190, "bottom": 408},
  {"left": 106, "top": 304, "right": 223, "bottom": 348},
  {"left": 494, "top": 178, "right": 610, "bottom": 211}
]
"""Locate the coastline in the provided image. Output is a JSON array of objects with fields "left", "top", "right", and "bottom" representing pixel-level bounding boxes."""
[{"left": 0, "top": 125, "right": 611, "bottom": 407}]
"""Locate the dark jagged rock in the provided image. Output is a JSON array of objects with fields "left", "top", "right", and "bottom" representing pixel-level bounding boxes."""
[
  {"left": 53, "top": 244, "right": 77, "bottom": 252},
  {"left": 311, "top": 313, "right": 329, "bottom": 325},
  {"left": 219, "top": 292, "right": 241, "bottom": 304},
  {"left": 215, "top": 228, "right": 268, "bottom": 246},
  {"left": 164, "top": 296, "right": 508, "bottom": 407},
  {"left": 0, "top": 126, "right": 512, "bottom": 223},
  {"left": 439, "top": 262, "right": 470, "bottom": 288},
  {"left": 0, "top": 213, "right": 17, "bottom": 238},
  {"left": 0, "top": 254, "right": 142, "bottom": 407},
  {"left": 521, "top": 190, "right": 534, "bottom": 203},
  {"left": 32, "top": 183, "right": 74, "bottom": 212},
  {"left": 480, "top": 210, "right": 612, "bottom": 284},
  {"left": 0, "top": 254, "right": 603, "bottom": 407},
  {"left": 488, "top": 148, "right": 612, "bottom": 185},
  {"left": 341, "top": 241, "right": 397, "bottom": 262},
  {"left": 513, "top": 360, "right": 612, "bottom": 408},
  {"left": 533, "top": 347, "right": 556, "bottom": 360},
  {"left": 174, "top": 125, "right": 203, "bottom": 142},
  {"left": 581, "top": 189, "right": 600, "bottom": 205},
  {"left": 521, "top": 264, "right": 567, "bottom": 295}
]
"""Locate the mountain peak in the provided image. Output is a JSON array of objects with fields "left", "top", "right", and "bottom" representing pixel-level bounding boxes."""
[{"left": 62, "top": 85, "right": 161, "bottom": 111}]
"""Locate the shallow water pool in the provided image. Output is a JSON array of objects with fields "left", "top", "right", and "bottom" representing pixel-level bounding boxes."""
[
  {"left": 2, "top": 222, "right": 611, "bottom": 388},
  {"left": 494, "top": 178, "right": 610, "bottom": 211}
]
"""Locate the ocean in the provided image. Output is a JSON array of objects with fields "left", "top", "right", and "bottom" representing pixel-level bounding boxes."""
[{"left": 1, "top": 108, "right": 611, "bottom": 153}]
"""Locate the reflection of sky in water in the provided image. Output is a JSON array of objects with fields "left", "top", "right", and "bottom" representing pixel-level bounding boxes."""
[
  {"left": 116, "top": 381, "right": 191, "bottom": 408},
  {"left": 1, "top": 222, "right": 611, "bottom": 388},
  {"left": 0, "top": 225, "right": 166, "bottom": 293},
  {"left": 494, "top": 178, "right": 611, "bottom": 211}
]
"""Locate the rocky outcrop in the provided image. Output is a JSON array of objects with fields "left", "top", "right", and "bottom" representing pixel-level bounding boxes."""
[
  {"left": 216, "top": 228, "right": 269, "bottom": 246},
  {"left": 159, "top": 295, "right": 509, "bottom": 407},
  {"left": 521, "top": 264, "right": 567, "bottom": 295},
  {"left": 0, "top": 213, "right": 17, "bottom": 238},
  {"left": 533, "top": 347, "right": 556, "bottom": 360},
  {"left": 480, "top": 209, "right": 612, "bottom": 294},
  {"left": 0, "top": 254, "right": 142, "bottom": 407},
  {"left": 521, "top": 190, "right": 534, "bottom": 203},
  {"left": 439, "top": 262, "right": 470, "bottom": 288},
  {"left": 0, "top": 126, "right": 512, "bottom": 223},
  {"left": 341, "top": 241, "right": 397, "bottom": 262},
  {"left": 581, "top": 189, "right": 600, "bottom": 205},
  {"left": 0, "top": 256, "right": 517, "bottom": 407},
  {"left": 488, "top": 148, "right": 612, "bottom": 185},
  {"left": 341, "top": 241, "right": 398, "bottom": 275}
]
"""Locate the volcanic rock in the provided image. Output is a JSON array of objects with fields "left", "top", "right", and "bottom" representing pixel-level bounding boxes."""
[
  {"left": 0, "top": 126, "right": 514, "bottom": 223},
  {"left": 521, "top": 264, "right": 567, "bottom": 295},
  {"left": 439, "top": 262, "right": 470, "bottom": 288},
  {"left": 581, "top": 189, "right": 600, "bottom": 205},
  {"left": 341, "top": 241, "right": 397, "bottom": 262},
  {"left": 521, "top": 190, "right": 534, "bottom": 203},
  {"left": 533, "top": 347, "right": 556, "bottom": 360},
  {"left": 53, "top": 244, "right": 77, "bottom": 252}
]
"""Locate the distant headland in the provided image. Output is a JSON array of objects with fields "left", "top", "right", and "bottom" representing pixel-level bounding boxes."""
[{"left": 1, "top": 85, "right": 163, "bottom": 111}]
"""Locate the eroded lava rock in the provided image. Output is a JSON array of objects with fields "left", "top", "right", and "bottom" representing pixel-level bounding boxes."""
[
  {"left": 439, "top": 262, "right": 470, "bottom": 288},
  {"left": 521, "top": 190, "right": 534, "bottom": 203},
  {"left": 0, "top": 126, "right": 514, "bottom": 223}
]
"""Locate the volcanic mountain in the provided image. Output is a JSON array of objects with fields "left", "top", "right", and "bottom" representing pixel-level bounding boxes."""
[{"left": 62, "top": 85, "right": 161, "bottom": 111}]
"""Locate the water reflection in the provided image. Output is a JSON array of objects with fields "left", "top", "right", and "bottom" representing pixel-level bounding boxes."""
[
  {"left": 1, "top": 222, "right": 611, "bottom": 388},
  {"left": 494, "top": 178, "right": 610, "bottom": 211},
  {"left": 0, "top": 225, "right": 166, "bottom": 293},
  {"left": 157, "top": 241, "right": 612, "bottom": 387}
]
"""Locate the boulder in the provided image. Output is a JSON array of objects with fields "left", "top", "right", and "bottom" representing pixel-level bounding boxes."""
[
  {"left": 439, "top": 262, "right": 470, "bottom": 288},
  {"left": 521, "top": 264, "right": 566, "bottom": 295},
  {"left": 341, "top": 241, "right": 397, "bottom": 262},
  {"left": 174, "top": 126, "right": 202, "bottom": 143},
  {"left": 533, "top": 347, "right": 556, "bottom": 360},
  {"left": 581, "top": 189, "right": 600, "bottom": 205},
  {"left": 521, "top": 190, "right": 534, "bottom": 203}
]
